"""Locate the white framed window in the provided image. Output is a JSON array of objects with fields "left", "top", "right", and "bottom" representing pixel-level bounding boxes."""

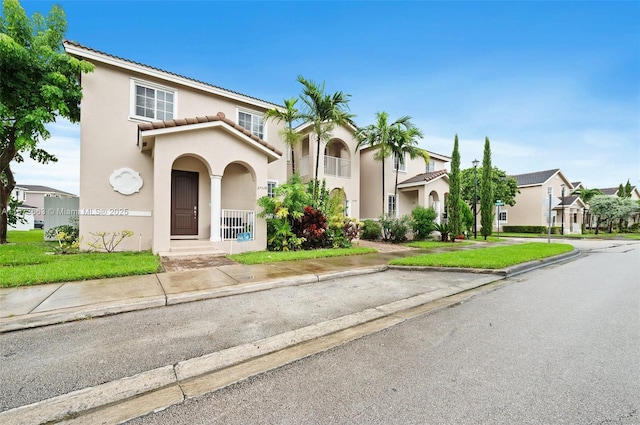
[
  {"left": 497, "top": 210, "right": 507, "bottom": 223},
  {"left": 237, "top": 108, "right": 265, "bottom": 140},
  {"left": 130, "top": 79, "right": 176, "bottom": 121},
  {"left": 267, "top": 180, "right": 277, "bottom": 198},
  {"left": 387, "top": 194, "right": 397, "bottom": 217},
  {"left": 426, "top": 161, "right": 435, "bottom": 172},
  {"left": 393, "top": 153, "right": 406, "bottom": 172}
]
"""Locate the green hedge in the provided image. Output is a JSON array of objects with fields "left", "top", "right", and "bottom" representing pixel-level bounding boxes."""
[
  {"left": 502, "top": 226, "right": 546, "bottom": 233},
  {"left": 502, "top": 225, "right": 562, "bottom": 234}
]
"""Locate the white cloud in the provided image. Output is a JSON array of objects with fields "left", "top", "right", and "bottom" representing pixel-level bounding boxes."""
[{"left": 12, "top": 118, "right": 81, "bottom": 196}]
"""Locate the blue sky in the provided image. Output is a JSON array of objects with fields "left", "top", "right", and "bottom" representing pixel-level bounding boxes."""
[{"left": 13, "top": 0, "right": 640, "bottom": 195}]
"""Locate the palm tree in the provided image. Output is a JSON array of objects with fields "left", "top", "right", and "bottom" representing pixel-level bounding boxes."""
[
  {"left": 264, "top": 97, "right": 302, "bottom": 173},
  {"left": 574, "top": 187, "right": 602, "bottom": 231},
  {"left": 356, "top": 112, "right": 416, "bottom": 216},
  {"left": 296, "top": 76, "right": 354, "bottom": 204},
  {"left": 389, "top": 122, "right": 427, "bottom": 208}
]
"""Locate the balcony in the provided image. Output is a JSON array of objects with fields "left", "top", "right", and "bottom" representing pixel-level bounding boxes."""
[{"left": 324, "top": 155, "right": 351, "bottom": 178}]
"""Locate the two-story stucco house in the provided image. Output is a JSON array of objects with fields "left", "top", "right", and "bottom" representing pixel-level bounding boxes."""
[
  {"left": 64, "top": 41, "right": 377, "bottom": 254},
  {"left": 508, "top": 169, "right": 585, "bottom": 234},
  {"left": 359, "top": 147, "right": 451, "bottom": 222}
]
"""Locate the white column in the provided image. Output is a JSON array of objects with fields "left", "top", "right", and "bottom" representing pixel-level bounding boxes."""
[{"left": 210, "top": 175, "right": 222, "bottom": 242}]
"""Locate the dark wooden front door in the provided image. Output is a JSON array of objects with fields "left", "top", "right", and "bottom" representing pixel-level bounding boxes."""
[{"left": 171, "top": 170, "right": 199, "bottom": 236}]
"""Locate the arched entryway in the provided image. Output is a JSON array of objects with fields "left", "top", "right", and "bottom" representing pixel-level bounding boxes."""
[
  {"left": 171, "top": 155, "right": 211, "bottom": 239},
  {"left": 428, "top": 190, "right": 441, "bottom": 223},
  {"left": 220, "top": 161, "right": 257, "bottom": 240}
]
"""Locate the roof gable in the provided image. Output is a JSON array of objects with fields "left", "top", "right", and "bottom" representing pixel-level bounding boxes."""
[
  {"left": 511, "top": 169, "right": 560, "bottom": 187},
  {"left": 138, "top": 112, "right": 282, "bottom": 161},
  {"left": 397, "top": 169, "right": 449, "bottom": 188},
  {"left": 64, "top": 41, "right": 279, "bottom": 110}
]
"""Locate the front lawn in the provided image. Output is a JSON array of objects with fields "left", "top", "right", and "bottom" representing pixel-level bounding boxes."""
[
  {"left": 389, "top": 242, "right": 574, "bottom": 269},
  {"left": 406, "top": 240, "right": 474, "bottom": 249},
  {"left": 229, "top": 247, "right": 377, "bottom": 265},
  {"left": 1, "top": 230, "right": 162, "bottom": 287}
]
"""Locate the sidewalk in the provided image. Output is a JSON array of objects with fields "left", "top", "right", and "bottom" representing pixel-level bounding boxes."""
[{"left": 0, "top": 243, "right": 580, "bottom": 425}]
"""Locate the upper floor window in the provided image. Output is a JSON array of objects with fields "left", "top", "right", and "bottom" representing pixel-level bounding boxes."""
[
  {"left": 238, "top": 109, "right": 265, "bottom": 140},
  {"left": 131, "top": 80, "right": 176, "bottom": 121},
  {"left": 393, "top": 153, "right": 406, "bottom": 172},
  {"left": 267, "top": 180, "right": 277, "bottom": 198},
  {"left": 426, "top": 161, "right": 436, "bottom": 172}
]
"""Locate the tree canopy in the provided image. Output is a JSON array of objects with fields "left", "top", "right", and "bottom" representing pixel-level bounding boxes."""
[
  {"left": 460, "top": 166, "right": 519, "bottom": 207},
  {"left": 0, "top": 0, "right": 94, "bottom": 243},
  {"left": 447, "top": 134, "right": 462, "bottom": 239}
]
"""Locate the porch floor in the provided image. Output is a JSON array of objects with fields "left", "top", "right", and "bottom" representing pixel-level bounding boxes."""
[{"left": 160, "top": 239, "right": 227, "bottom": 257}]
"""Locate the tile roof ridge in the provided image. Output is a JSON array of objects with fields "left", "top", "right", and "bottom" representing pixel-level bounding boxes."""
[{"left": 63, "top": 40, "right": 280, "bottom": 108}]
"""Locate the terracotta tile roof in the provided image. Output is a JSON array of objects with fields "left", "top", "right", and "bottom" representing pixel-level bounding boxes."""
[
  {"left": 511, "top": 169, "right": 559, "bottom": 186},
  {"left": 64, "top": 40, "right": 280, "bottom": 108},
  {"left": 399, "top": 169, "right": 448, "bottom": 185},
  {"left": 138, "top": 112, "right": 282, "bottom": 156}
]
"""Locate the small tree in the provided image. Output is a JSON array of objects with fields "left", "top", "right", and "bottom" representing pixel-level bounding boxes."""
[
  {"left": 0, "top": 0, "right": 94, "bottom": 244},
  {"left": 447, "top": 135, "right": 462, "bottom": 241},
  {"left": 410, "top": 206, "right": 437, "bottom": 240},
  {"left": 480, "top": 137, "right": 494, "bottom": 240}
]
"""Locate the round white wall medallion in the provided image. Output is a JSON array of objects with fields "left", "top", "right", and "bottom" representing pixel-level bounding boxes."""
[{"left": 109, "top": 168, "right": 143, "bottom": 195}]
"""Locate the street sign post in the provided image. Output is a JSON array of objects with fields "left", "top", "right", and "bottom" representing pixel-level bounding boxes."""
[{"left": 495, "top": 200, "right": 504, "bottom": 239}]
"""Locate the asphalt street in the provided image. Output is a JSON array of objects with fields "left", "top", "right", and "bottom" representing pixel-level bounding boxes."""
[{"left": 125, "top": 240, "right": 640, "bottom": 425}]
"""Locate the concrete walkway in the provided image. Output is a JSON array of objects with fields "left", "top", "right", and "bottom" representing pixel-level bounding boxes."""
[{"left": 0, "top": 241, "right": 581, "bottom": 425}]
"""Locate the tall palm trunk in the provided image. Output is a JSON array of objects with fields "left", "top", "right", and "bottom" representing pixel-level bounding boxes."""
[
  {"left": 313, "top": 133, "right": 321, "bottom": 204},
  {"left": 381, "top": 160, "right": 385, "bottom": 216}
]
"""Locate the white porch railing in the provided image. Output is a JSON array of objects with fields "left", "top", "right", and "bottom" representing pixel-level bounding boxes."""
[
  {"left": 221, "top": 209, "right": 255, "bottom": 241},
  {"left": 299, "top": 155, "right": 310, "bottom": 176},
  {"left": 324, "top": 155, "right": 351, "bottom": 178}
]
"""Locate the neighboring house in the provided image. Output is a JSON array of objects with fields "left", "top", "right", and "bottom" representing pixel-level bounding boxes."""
[
  {"left": 593, "top": 186, "right": 640, "bottom": 227},
  {"left": 508, "top": 169, "right": 585, "bottom": 234},
  {"left": 19, "top": 184, "right": 76, "bottom": 224},
  {"left": 359, "top": 148, "right": 451, "bottom": 222},
  {"left": 8, "top": 186, "right": 36, "bottom": 231},
  {"left": 293, "top": 121, "right": 361, "bottom": 217}
]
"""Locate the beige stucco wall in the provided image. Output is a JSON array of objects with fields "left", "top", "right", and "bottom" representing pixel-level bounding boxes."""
[
  {"left": 359, "top": 147, "right": 448, "bottom": 219},
  {"left": 77, "top": 60, "right": 285, "bottom": 252},
  {"left": 292, "top": 125, "right": 361, "bottom": 218},
  {"left": 507, "top": 172, "right": 582, "bottom": 233}
]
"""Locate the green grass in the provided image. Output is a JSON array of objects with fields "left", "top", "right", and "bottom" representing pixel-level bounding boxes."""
[
  {"left": 501, "top": 231, "right": 640, "bottom": 240},
  {"left": 389, "top": 242, "right": 574, "bottom": 269},
  {"left": 1, "top": 230, "right": 161, "bottom": 287},
  {"left": 229, "top": 247, "right": 377, "bottom": 265},
  {"left": 406, "top": 240, "right": 474, "bottom": 249}
]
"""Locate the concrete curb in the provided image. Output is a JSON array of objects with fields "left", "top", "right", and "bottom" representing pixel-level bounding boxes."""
[
  {"left": 0, "top": 296, "right": 167, "bottom": 333},
  {"left": 0, "top": 266, "right": 389, "bottom": 334},
  {"left": 0, "top": 276, "right": 502, "bottom": 425}
]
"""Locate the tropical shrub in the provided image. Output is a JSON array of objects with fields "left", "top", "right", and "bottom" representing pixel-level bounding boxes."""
[
  {"left": 410, "top": 206, "right": 437, "bottom": 240},
  {"left": 434, "top": 222, "right": 451, "bottom": 242},
  {"left": 86, "top": 230, "right": 134, "bottom": 252},
  {"left": 379, "top": 215, "right": 410, "bottom": 243},
  {"left": 45, "top": 217, "right": 81, "bottom": 254},
  {"left": 360, "top": 220, "right": 382, "bottom": 240},
  {"left": 294, "top": 206, "right": 328, "bottom": 249}
]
